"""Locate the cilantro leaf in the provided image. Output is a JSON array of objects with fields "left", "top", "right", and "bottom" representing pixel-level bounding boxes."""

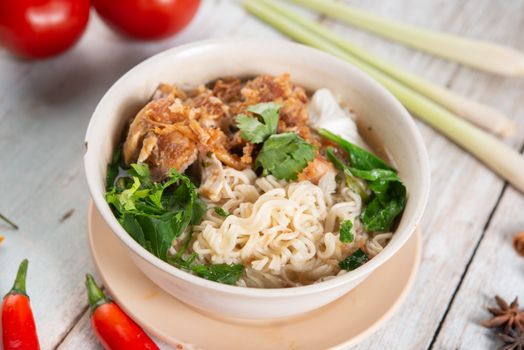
[
  {"left": 339, "top": 220, "right": 354, "bottom": 243},
  {"left": 339, "top": 249, "right": 369, "bottom": 271},
  {"left": 256, "top": 132, "right": 316, "bottom": 180},
  {"left": 235, "top": 102, "right": 280, "bottom": 143},
  {"left": 214, "top": 207, "right": 231, "bottom": 217}
]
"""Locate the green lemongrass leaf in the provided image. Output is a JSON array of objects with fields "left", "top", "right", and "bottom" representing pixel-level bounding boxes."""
[
  {"left": 284, "top": 0, "right": 515, "bottom": 137},
  {"left": 289, "top": 0, "right": 524, "bottom": 78}
]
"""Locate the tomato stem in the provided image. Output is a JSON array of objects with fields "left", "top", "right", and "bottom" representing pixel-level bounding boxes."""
[
  {"left": 7, "top": 259, "right": 28, "bottom": 297},
  {"left": 85, "top": 274, "right": 109, "bottom": 313}
]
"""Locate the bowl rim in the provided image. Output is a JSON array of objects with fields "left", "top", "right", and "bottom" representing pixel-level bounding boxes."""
[{"left": 84, "top": 38, "right": 430, "bottom": 297}]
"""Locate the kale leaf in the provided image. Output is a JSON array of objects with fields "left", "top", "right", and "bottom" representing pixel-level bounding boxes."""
[
  {"left": 235, "top": 102, "right": 280, "bottom": 143},
  {"left": 168, "top": 231, "right": 244, "bottom": 285},
  {"left": 339, "top": 249, "right": 369, "bottom": 271},
  {"left": 256, "top": 132, "right": 316, "bottom": 180},
  {"left": 326, "top": 148, "right": 369, "bottom": 201},
  {"left": 361, "top": 181, "right": 406, "bottom": 232},
  {"left": 191, "top": 264, "right": 244, "bottom": 285},
  {"left": 320, "top": 129, "right": 406, "bottom": 232},
  {"left": 319, "top": 129, "right": 392, "bottom": 171}
]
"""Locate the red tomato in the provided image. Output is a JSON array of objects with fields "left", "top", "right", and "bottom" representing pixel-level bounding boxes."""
[
  {"left": 92, "top": 0, "right": 200, "bottom": 40},
  {"left": 0, "top": 0, "right": 90, "bottom": 59}
]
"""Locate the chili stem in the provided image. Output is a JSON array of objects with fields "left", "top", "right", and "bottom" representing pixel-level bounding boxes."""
[
  {"left": 85, "top": 274, "right": 109, "bottom": 312},
  {"left": 8, "top": 259, "right": 28, "bottom": 296}
]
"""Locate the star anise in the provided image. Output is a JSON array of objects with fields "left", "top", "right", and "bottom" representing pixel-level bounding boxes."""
[
  {"left": 514, "top": 231, "right": 524, "bottom": 257},
  {"left": 482, "top": 295, "right": 524, "bottom": 332},
  {"left": 498, "top": 328, "right": 524, "bottom": 350}
]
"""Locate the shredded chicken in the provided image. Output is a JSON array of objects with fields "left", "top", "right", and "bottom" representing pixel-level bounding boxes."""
[
  {"left": 298, "top": 155, "right": 336, "bottom": 184},
  {"left": 198, "top": 152, "right": 234, "bottom": 201},
  {"left": 240, "top": 74, "right": 320, "bottom": 147},
  {"left": 122, "top": 74, "right": 328, "bottom": 180}
]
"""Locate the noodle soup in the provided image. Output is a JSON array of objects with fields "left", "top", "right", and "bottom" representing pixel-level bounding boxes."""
[{"left": 105, "top": 74, "right": 407, "bottom": 288}]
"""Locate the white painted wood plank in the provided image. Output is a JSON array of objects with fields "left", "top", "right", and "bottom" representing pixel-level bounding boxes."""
[
  {"left": 350, "top": 0, "right": 524, "bottom": 348},
  {"left": 55, "top": 299, "right": 173, "bottom": 350},
  {"left": 431, "top": 184, "right": 524, "bottom": 349},
  {"left": 55, "top": 312, "right": 101, "bottom": 350}
]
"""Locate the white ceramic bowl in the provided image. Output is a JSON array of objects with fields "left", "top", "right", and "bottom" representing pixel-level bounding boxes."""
[{"left": 84, "top": 39, "right": 430, "bottom": 321}]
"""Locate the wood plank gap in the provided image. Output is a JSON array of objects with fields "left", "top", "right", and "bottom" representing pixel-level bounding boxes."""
[
  {"left": 426, "top": 143, "right": 524, "bottom": 350},
  {"left": 52, "top": 303, "right": 91, "bottom": 350},
  {"left": 426, "top": 185, "right": 507, "bottom": 349}
]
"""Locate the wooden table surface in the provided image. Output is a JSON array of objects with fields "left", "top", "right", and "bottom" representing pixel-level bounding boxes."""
[{"left": 1, "top": 1, "right": 523, "bottom": 349}]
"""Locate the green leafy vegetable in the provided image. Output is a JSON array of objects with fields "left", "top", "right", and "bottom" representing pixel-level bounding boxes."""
[
  {"left": 256, "top": 132, "right": 316, "bottom": 180},
  {"left": 320, "top": 129, "right": 406, "bottom": 232},
  {"left": 361, "top": 181, "right": 406, "bottom": 232},
  {"left": 319, "top": 129, "right": 392, "bottom": 171},
  {"left": 167, "top": 231, "right": 198, "bottom": 269},
  {"left": 235, "top": 102, "right": 281, "bottom": 143},
  {"left": 339, "top": 219, "right": 354, "bottom": 243},
  {"left": 106, "top": 148, "right": 123, "bottom": 191},
  {"left": 339, "top": 249, "right": 369, "bottom": 271},
  {"left": 106, "top": 164, "right": 205, "bottom": 262},
  {"left": 214, "top": 207, "right": 231, "bottom": 217},
  {"left": 191, "top": 264, "right": 244, "bottom": 285},
  {"left": 107, "top": 162, "right": 244, "bottom": 285},
  {"left": 326, "top": 148, "right": 369, "bottom": 201},
  {"left": 168, "top": 232, "right": 244, "bottom": 285}
]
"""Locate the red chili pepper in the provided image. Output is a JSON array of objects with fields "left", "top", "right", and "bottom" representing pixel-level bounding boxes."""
[
  {"left": 85, "top": 274, "right": 159, "bottom": 350},
  {"left": 2, "top": 259, "right": 40, "bottom": 350}
]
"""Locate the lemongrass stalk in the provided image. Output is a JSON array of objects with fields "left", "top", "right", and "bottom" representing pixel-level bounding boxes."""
[
  {"left": 288, "top": 0, "right": 524, "bottom": 77},
  {"left": 265, "top": 4, "right": 516, "bottom": 138},
  {"left": 243, "top": 0, "right": 524, "bottom": 193}
]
